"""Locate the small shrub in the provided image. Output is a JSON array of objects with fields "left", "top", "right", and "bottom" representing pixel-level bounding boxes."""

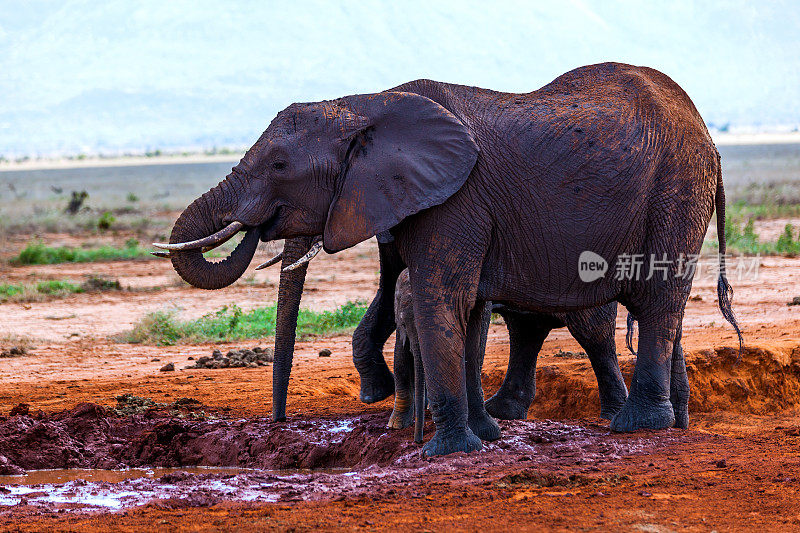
[
  {"left": 97, "top": 211, "right": 116, "bottom": 231},
  {"left": 126, "top": 192, "right": 139, "bottom": 203},
  {"left": 776, "top": 224, "right": 799, "bottom": 255},
  {"left": 64, "top": 191, "right": 88, "bottom": 215},
  {"left": 81, "top": 275, "right": 122, "bottom": 291}
]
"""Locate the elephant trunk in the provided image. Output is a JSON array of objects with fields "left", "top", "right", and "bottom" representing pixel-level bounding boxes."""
[
  {"left": 272, "top": 236, "right": 316, "bottom": 421},
  {"left": 169, "top": 178, "right": 260, "bottom": 290}
]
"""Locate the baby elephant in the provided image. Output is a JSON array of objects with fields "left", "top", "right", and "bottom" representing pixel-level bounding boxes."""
[
  {"left": 390, "top": 269, "right": 500, "bottom": 443},
  {"left": 388, "top": 270, "right": 629, "bottom": 442}
]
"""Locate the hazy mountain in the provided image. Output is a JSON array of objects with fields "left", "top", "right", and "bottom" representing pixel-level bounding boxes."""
[{"left": 1, "top": 1, "right": 798, "bottom": 156}]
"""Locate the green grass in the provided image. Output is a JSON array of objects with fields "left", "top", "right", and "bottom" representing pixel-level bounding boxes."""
[
  {"left": 12, "top": 238, "right": 151, "bottom": 265},
  {"left": 121, "top": 301, "right": 368, "bottom": 345},
  {"left": 0, "top": 280, "right": 83, "bottom": 302},
  {"left": 0, "top": 276, "right": 123, "bottom": 303},
  {"left": 726, "top": 200, "right": 800, "bottom": 221},
  {"left": 704, "top": 216, "right": 800, "bottom": 256}
]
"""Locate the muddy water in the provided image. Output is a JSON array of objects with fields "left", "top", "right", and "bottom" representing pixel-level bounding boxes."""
[
  {"left": 0, "top": 466, "right": 358, "bottom": 510},
  {"left": 0, "top": 466, "right": 253, "bottom": 485}
]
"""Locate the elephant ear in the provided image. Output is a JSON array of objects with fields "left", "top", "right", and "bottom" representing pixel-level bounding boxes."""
[{"left": 323, "top": 91, "right": 479, "bottom": 253}]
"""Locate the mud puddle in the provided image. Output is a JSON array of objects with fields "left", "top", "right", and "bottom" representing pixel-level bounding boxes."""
[
  {"left": 0, "top": 466, "right": 255, "bottom": 485},
  {"left": 0, "top": 468, "right": 353, "bottom": 510},
  {"left": 0, "top": 403, "right": 698, "bottom": 512}
]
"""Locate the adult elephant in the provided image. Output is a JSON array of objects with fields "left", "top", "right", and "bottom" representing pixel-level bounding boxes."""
[{"left": 156, "top": 62, "right": 742, "bottom": 456}]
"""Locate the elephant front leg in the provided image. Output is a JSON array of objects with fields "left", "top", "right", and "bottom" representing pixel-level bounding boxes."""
[
  {"left": 465, "top": 301, "right": 500, "bottom": 441},
  {"left": 352, "top": 242, "right": 404, "bottom": 403},
  {"left": 415, "top": 299, "right": 482, "bottom": 457},
  {"left": 610, "top": 309, "right": 680, "bottom": 432}
]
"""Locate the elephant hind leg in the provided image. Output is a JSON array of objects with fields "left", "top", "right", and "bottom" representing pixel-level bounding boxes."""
[
  {"left": 566, "top": 305, "right": 628, "bottom": 420},
  {"left": 466, "top": 301, "right": 500, "bottom": 441},
  {"left": 670, "top": 327, "right": 690, "bottom": 429},
  {"left": 485, "top": 311, "right": 549, "bottom": 420},
  {"left": 610, "top": 301, "right": 681, "bottom": 432}
]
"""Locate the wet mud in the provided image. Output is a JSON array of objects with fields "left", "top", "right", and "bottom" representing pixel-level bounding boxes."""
[{"left": 0, "top": 403, "right": 695, "bottom": 511}]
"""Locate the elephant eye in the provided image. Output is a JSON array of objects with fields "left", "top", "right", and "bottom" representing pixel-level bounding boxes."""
[{"left": 272, "top": 161, "right": 287, "bottom": 171}]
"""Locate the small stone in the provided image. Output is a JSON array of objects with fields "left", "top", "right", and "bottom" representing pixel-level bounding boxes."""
[
  {"left": 789, "top": 296, "right": 800, "bottom": 306},
  {"left": 151, "top": 358, "right": 160, "bottom": 362},
  {"left": 159, "top": 362, "right": 175, "bottom": 372},
  {"left": 247, "top": 362, "right": 258, "bottom": 368},
  {"left": 715, "top": 459, "right": 727, "bottom": 468},
  {"left": 319, "top": 349, "right": 332, "bottom": 357},
  {"left": 187, "top": 356, "right": 194, "bottom": 361},
  {"left": 212, "top": 350, "right": 222, "bottom": 360}
]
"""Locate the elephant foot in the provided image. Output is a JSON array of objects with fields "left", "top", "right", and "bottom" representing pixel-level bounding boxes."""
[
  {"left": 387, "top": 396, "right": 415, "bottom": 430},
  {"left": 421, "top": 428, "right": 482, "bottom": 457},
  {"left": 484, "top": 391, "right": 531, "bottom": 420},
  {"left": 599, "top": 404, "right": 625, "bottom": 421},
  {"left": 610, "top": 397, "right": 675, "bottom": 432},
  {"left": 468, "top": 412, "right": 501, "bottom": 442},
  {"left": 672, "top": 405, "right": 689, "bottom": 429},
  {"left": 359, "top": 364, "right": 395, "bottom": 404},
  {"left": 599, "top": 396, "right": 627, "bottom": 421}
]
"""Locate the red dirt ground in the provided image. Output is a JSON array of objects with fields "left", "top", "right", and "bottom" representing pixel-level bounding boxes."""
[{"left": 1, "top": 238, "right": 799, "bottom": 531}]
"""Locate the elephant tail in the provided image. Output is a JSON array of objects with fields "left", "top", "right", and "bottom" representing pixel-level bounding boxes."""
[
  {"left": 714, "top": 164, "right": 744, "bottom": 358},
  {"left": 625, "top": 313, "right": 637, "bottom": 356}
]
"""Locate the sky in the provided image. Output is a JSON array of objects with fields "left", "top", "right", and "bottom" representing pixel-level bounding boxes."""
[{"left": 1, "top": 0, "right": 798, "bottom": 156}]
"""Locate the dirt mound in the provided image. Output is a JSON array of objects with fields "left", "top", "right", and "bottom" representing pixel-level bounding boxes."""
[
  {"left": 0, "top": 403, "right": 415, "bottom": 472},
  {"left": 482, "top": 342, "right": 800, "bottom": 420},
  {"left": 687, "top": 343, "right": 800, "bottom": 415}
]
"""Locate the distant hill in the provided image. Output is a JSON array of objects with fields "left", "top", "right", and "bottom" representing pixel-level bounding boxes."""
[{"left": 1, "top": 0, "right": 798, "bottom": 156}]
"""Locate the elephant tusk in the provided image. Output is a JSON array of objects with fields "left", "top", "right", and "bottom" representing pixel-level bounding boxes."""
[
  {"left": 254, "top": 252, "right": 283, "bottom": 270},
  {"left": 150, "top": 251, "right": 171, "bottom": 258},
  {"left": 282, "top": 240, "right": 323, "bottom": 272},
  {"left": 153, "top": 221, "right": 244, "bottom": 251}
]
